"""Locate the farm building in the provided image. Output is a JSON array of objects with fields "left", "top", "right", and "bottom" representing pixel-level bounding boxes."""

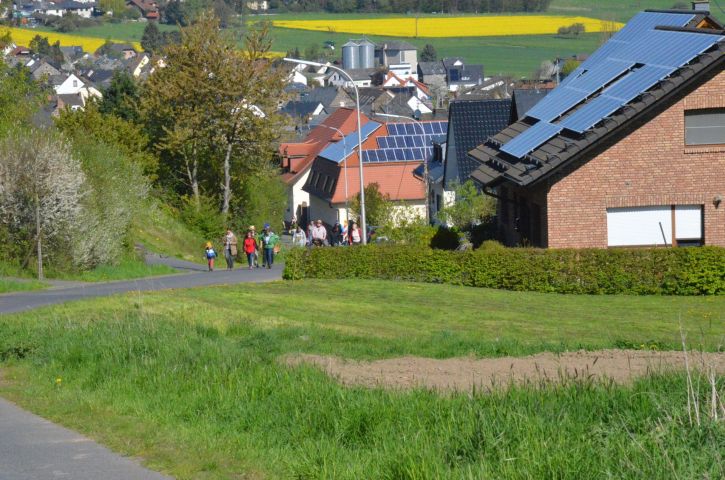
[{"left": 469, "top": 9, "right": 725, "bottom": 248}]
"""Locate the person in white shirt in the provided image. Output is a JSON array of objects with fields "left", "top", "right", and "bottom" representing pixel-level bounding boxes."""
[
  {"left": 311, "top": 219, "right": 328, "bottom": 246},
  {"left": 348, "top": 221, "right": 362, "bottom": 245},
  {"left": 292, "top": 225, "right": 307, "bottom": 247}
]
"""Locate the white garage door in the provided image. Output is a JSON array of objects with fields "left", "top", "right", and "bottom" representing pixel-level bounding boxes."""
[
  {"left": 607, "top": 205, "right": 703, "bottom": 247},
  {"left": 607, "top": 206, "right": 672, "bottom": 246}
]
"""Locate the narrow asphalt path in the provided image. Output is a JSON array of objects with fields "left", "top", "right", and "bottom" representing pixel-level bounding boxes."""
[
  {"left": 0, "top": 397, "right": 172, "bottom": 480},
  {"left": 0, "top": 255, "right": 282, "bottom": 315}
]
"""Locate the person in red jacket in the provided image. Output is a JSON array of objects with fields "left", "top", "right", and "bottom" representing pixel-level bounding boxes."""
[{"left": 243, "top": 231, "right": 257, "bottom": 269}]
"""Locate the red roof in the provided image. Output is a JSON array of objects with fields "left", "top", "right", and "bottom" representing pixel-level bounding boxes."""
[
  {"left": 279, "top": 108, "right": 367, "bottom": 185},
  {"left": 383, "top": 72, "right": 431, "bottom": 97},
  {"left": 330, "top": 161, "right": 424, "bottom": 203}
]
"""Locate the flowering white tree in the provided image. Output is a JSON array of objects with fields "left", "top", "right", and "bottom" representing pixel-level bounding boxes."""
[{"left": 0, "top": 132, "right": 86, "bottom": 278}]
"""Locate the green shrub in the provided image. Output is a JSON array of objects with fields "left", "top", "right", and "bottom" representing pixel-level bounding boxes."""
[{"left": 283, "top": 246, "right": 725, "bottom": 295}]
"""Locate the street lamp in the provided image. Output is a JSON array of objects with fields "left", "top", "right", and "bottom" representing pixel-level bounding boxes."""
[
  {"left": 373, "top": 112, "right": 430, "bottom": 224},
  {"left": 315, "top": 123, "right": 350, "bottom": 228},
  {"left": 283, "top": 58, "right": 367, "bottom": 244}
]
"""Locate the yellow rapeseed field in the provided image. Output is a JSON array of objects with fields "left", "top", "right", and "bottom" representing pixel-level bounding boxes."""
[
  {"left": 272, "top": 16, "right": 622, "bottom": 38},
  {"left": 1, "top": 27, "right": 141, "bottom": 52}
]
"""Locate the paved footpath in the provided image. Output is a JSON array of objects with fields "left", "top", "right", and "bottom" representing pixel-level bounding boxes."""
[
  {"left": 0, "top": 254, "right": 283, "bottom": 479},
  {"left": 0, "top": 255, "right": 282, "bottom": 315},
  {"left": 0, "top": 398, "right": 172, "bottom": 480}
]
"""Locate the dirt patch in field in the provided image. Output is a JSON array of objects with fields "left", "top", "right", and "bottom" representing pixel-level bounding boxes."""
[{"left": 284, "top": 350, "right": 725, "bottom": 392}]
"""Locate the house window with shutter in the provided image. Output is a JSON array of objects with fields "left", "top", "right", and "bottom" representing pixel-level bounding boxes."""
[{"left": 685, "top": 108, "right": 725, "bottom": 146}]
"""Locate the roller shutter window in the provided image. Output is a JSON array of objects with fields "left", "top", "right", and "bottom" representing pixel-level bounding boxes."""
[
  {"left": 674, "top": 205, "right": 703, "bottom": 246},
  {"left": 685, "top": 109, "right": 725, "bottom": 146},
  {"left": 607, "top": 206, "right": 672, "bottom": 247},
  {"left": 606, "top": 205, "right": 703, "bottom": 247}
]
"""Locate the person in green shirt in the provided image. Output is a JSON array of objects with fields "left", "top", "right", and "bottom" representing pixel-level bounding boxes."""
[{"left": 260, "top": 223, "right": 279, "bottom": 269}]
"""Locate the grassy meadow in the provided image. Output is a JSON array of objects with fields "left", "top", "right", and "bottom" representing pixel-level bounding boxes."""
[{"left": 1, "top": 279, "right": 724, "bottom": 478}]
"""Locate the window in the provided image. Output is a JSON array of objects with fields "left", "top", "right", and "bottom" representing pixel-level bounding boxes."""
[
  {"left": 606, "top": 205, "right": 703, "bottom": 247},
  {"left": 685, "top": 109, "right": 725, "bottom": 145}
]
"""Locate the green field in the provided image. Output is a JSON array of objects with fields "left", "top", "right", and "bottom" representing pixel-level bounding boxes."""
[
  {"left": 20, "top": 0, "right": 722, "bottom": 77},
  {"left": 1, "top": 280, "right": 724, "bottom": 478}
]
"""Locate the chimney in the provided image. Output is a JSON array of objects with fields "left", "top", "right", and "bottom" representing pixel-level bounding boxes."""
[{"left": 691, "top": 1, "right": 710, "bottom": 11}]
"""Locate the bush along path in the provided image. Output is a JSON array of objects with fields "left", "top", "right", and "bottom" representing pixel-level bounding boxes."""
[{"left": 0, "top": 251, "right": 282, "bottom": 314}]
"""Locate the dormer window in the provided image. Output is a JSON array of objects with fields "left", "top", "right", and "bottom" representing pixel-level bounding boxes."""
[{"left": 72, "top": 80, "right": 78, "bottom": 87}]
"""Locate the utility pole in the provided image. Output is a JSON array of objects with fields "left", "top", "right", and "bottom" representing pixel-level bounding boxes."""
[{"left": 35, "top": 193, "right": 43, "bottom": 280}]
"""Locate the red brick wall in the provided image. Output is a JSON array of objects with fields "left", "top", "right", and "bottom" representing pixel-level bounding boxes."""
[{"left": 546, "top": 69, "right": 725, "bottom": 248}]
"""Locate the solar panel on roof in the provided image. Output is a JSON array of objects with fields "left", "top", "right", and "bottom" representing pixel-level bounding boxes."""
[
  {"left": 319, "top": 121, "right": 381, "bottom": 163},
  {"left": 603, "top": 64, "right": 674, "bottom": 101},
  {"left": 527, "top": 87, "right": 590, "bottom": 122},
  {"left": 501, "top": 122, "right": 563, "bottom": 158},
  {"left": 560, "top": 96, "right": 625, "bottom": 133},
  {"left": 567, "top": 60, "right": 634, "bottom": 92},
  {"left": 510, "top": 11, "right": 724, "bottom": 159}
]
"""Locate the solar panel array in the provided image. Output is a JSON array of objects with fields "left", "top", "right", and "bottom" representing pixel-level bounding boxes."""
[
  {"left": 362, "top": 147, "right": 435, "bottom": 163},
  {"left": 386, "top": 121, "right": 447, "bottom": 136},
  {"left": 500, "top": 11, "right": 724, "bottom": 158},
  {"left": 500, "top": 122, "right": 563, "bottom": 159},
  {"left": 319, "top": 121, "right": 381, "bottom": 163},
  {"left": 361, "top": 121, "right": 448, "bottom": 164}
]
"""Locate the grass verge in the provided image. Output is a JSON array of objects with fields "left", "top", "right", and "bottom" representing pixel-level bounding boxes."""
[
  {"left": 47, "top": 256, "right": 177, "bottom": 282},
  {"left": 0, "top": 278, "right": 47, "bottom": 293},
  {"left": 0, "top": 280, "right": 724, "bottom": 478}
]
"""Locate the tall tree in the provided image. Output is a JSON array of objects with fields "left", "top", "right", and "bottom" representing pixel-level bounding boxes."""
[
  {"left": 0, "top": 132, "right": 86, "bottom": 279},
  {"left": 141, "top": 13, "right": 285, "bottom": 217},
  {"left": 420, "top": 43, "right": 437, "bottom": 62},
  {"left": 99, "top": 69, "right": 140, "bottom": 122},
  {"left": 141, "top": 21, "right": 163, "bottom": 54},
  {"left": 29, "top": 35, "right": 51, "bottom": 55}
]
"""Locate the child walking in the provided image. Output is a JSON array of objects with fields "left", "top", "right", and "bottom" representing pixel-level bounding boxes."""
[{"left": 204, "top": 242, "right": 217, "bottom": 271}]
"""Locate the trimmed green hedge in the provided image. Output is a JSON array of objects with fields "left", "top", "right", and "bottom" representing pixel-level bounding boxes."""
[{"left": 283, "top": 245, "right": 725, "bottom": 295}]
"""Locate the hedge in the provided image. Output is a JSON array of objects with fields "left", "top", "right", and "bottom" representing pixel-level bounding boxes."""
[{"left": 283, "top": 245, "right": 725, "bottom": 295}]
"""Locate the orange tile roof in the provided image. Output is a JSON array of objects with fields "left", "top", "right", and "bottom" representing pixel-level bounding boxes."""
[
  {"left": 279, "top": 108, "right": 369, "bottom": 185},
  {"left": 330, "top": 159, "right": 424, "bottom": 203}
]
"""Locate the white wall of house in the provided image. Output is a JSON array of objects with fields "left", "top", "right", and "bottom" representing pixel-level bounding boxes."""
[
  {"left": 286, "top": 169, "right": 311, "bottom": 223},
  {"left": 290, "top": 70, "right": 308, "bottom": 86},
  {"left": 55, "top": 74, "right": 85, "bottom": 95}
]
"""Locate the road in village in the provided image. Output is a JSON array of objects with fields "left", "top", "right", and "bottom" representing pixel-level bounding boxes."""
[{"left": 0, "top": 253, "right": 283, "bottom": 479}]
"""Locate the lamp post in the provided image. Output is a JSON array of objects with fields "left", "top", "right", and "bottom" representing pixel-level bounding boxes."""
[
  {"left": 373, "top": 112, "right": 430, "bottom": 224},
  {"left": 283, "top": 58, "right": 367, "bottom": 244},
  {"left": 315, "top": 123, "right": 350, "bottom": 228}
]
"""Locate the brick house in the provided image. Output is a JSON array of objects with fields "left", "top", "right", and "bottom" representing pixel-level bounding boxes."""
[{"left": 470, "top": 10, "right": 724, "bottom": 248}]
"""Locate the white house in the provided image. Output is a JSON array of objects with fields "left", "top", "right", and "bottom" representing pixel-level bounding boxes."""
[{"left": 54, "top": 73, "right": 102, "bottom": 100}]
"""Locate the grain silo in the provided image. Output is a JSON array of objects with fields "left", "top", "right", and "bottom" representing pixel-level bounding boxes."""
[
  {"left": 342, "top": 41, "right": 360, "bottom": 70},
  {"left": 358, "top": 38, "right": 375, "bottom": 69}
]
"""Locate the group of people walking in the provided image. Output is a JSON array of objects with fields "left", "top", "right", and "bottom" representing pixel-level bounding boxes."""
[
  {"left": 291, "top": 219, "right": 364, "bottom": 247},
  {"left": 204, "top": 224, "right": 279, "bottom": 272}
]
